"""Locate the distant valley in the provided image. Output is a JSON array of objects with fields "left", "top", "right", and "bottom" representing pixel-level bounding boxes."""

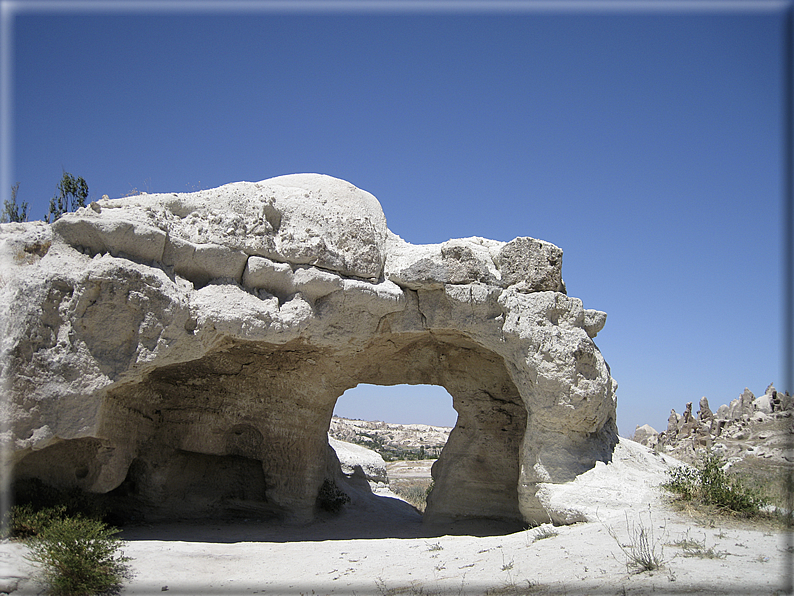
[{"left": 328, "top": 415, "right": 451, "bottom": 461}]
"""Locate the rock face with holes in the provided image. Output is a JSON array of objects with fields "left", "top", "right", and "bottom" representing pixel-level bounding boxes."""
[{"left": 0, "top": 173, "right": 617, "bottom": 526}]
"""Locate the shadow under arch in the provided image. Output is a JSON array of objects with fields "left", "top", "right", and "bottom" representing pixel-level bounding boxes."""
[
  {"left": 13, "top": 330, "right": 529, "bottom": 539},
  {"left": 334, "top": 331, "right": 527, "bottom": 529}
]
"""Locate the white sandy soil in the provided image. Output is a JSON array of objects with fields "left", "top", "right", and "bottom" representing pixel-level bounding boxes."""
[{"left": 1, "top": 439, "right": 791, "bottom": 595}]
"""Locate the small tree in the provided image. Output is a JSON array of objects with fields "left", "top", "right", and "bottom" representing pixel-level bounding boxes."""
[
  {"left": 1, "top": 183, "right": 29, "bottom": 223},
  {"left": 47, "top": 172, "right": 88, "bottom": 223}
]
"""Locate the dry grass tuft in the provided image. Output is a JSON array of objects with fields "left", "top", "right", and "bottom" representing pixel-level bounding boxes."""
[{"left": 391, "top": 479, "right": 434, "bottom": 512}]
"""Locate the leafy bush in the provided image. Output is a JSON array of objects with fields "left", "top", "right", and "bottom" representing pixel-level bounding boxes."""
[
  {"left": 663, "top": 452, "right": 768, "bottom": 515},
  {"left": 25, "top": 514, "right": 131, "bottom": 596},
  {"left": 3, "top": 505, "right": 67, "bottom": 539},
  {"left": 317, "top": 479, "right": 350, "bottom": 513}
]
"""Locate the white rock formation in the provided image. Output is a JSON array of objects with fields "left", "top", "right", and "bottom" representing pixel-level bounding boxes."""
[
  {"left": 635, "top": 384, "right": 793, "bottom": 468},
  {"left": 328, "top": 415, "right": 450, "bottom": 459},
  {"left": 328, "top": 437, "right": 388, "bottom": 487},
  {"left": 632, "top": 424, "right": 659, "bottom": 448},
  {"left": 0, "top": 173, "right": 617, "bottom": 526}
]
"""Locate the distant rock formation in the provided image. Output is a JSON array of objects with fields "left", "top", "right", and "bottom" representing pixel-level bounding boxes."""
[
  {"left": 633, "top": 384, "right": 793, "bottom": 465},
  {"left": 329, "top": 416, "right": 451, "bottom": 460},
  {"left": 1, "top": 173, "right": 617, "bottom": 527}
]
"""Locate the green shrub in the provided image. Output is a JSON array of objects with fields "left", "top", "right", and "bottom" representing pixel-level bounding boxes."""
[
  {"left": 2, "top": 182, "right": 29, "bottom": 223},
  {"left": 317, "top": 479, "right": 350, "bottom": 513},
  {"left": 663, "top": 452, "right": 768, "bottom": 515},
  {"left": 345, "top": 435, "right": 442, "bottom": 461},
  {"left": 46, "top": 171, "right": 88, "bottom": 223},
  {"left": 25, "top": 515, "right": 131, "bottom": 596},
  {"left": 3, "top": 505, "right": 67, "bottom": 539}
]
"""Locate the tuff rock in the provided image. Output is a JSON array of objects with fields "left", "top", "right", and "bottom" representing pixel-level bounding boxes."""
[
  {"left": 631, "top": 424, "right": 659, "bottom": 449},
  {"left": 328, "top": 437, "right": 388, "bottom": 487},
  {"left": 0, "top": 173, "right": 617, "bottom": 527},
  {"left": 635, "top": 384, "right": 793, "bottom": 467}
]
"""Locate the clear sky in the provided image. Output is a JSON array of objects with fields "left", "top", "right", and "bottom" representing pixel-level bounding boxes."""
[{"left": 3, "top": 1, "right": 790, "bottom": 437}]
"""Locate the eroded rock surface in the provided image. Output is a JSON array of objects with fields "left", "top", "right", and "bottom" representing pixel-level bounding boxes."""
[
  {"left": 329, "top": 415, "right": 451, "bottom": 460},
  {"left": 328, "top": 437, "right": 388, "bottom": 487},
  {"left": 634, "top": 383, "right": 793, "bottom": 469},
  {"left": 1, "top": 173, "right": 617, "bottom": 527}
]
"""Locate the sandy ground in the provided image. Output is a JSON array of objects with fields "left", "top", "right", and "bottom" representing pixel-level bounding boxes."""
[{"left": 1, "top": 439, "right": 791, "bottom": 595}]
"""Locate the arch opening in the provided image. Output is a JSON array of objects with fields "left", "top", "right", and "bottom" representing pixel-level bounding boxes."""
[
  {"left": 330, "top": 383, "right": 455, "bottom": 514},
  {"left": 326, "top": 332, "right": 528, "bottom": 528},
  {"left": 333, "top": 383, "right": 457, "bottom": 429}
]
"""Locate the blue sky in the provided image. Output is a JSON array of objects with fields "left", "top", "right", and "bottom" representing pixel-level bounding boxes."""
[{"left": 3, "top": 1, "right": 790, "bottom": 436}]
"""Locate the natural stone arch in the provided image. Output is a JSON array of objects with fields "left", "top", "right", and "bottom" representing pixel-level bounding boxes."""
[
  {"left": 340, "top": 331, "right": 527, "bottom": 525},
  {"left": 76, "top": 330, "right": 523, "bottom": 525},
  {"left": 1, "top": 173, "right": 618, "bottom": 528}
]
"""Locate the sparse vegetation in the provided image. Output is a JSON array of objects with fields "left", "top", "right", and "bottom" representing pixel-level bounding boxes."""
[
  {"left": 1, "top": 182, "right": 29, "bottom": 223},
  {"left": 669, "top": 531, "right": 727, "bottom": 559},
  {"left": 316, "top": 478, "right": 350, "bottom": 513},
  {"left": 348, "top": 433, "right": 443, "bottom": 461},
  {"left": 330, "top": 417, "right": 449, "bottom": 462},
  {"left": 47, "top": 171, "right": 88, "bottom": 223},
  {"left": 727, "top": 455, "right": 791, "bottom": 510},
  {"left": 484, "top": 580, "right": 543, "bottom": 596},
  {"left": 375, "top": 577, "right": 443, "bottom": 596},
  {"left": 530, "top": 525, "right": 558, "bottom": 542},
  {"left": 663, "top": 452, "right": 769, "bottom": 515},
  {"left": 392, "top": 479, "right": 433, "bottom": 512},
  {"left": 607, "top": 511, "right": 665, "bottom": 574},
  {"left": 25, "top": 514, "right": 131, "bottom": 596}
]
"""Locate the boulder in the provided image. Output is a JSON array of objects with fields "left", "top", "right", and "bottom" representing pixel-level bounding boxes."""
[
  {"left": 632, "top": 424, "right": 658, "bottom": 448},
  {"left": 328, "top": 438, "right": 388, "bottom": 486},
  {"left": 0, "top": 174, "right": 618, "bottom": 527},
  {"left": 727, "top": 398, "right": 743, "bottom": 421},
  {"left": 495, "top": 236, "right": 565, "bottom": 293},
  {"left": 51, "top": 173, "right": 388, "bottom": 283},
  {"left": 753, "top": 394, "right": 774, "bottom": 415},
  {"left": 682, "top": 402, "right": 693, "bottom": 424}
]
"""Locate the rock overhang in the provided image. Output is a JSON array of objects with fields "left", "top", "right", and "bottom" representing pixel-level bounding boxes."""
[{"left": 1, "top": 173, "right": 617, "bottom": 528}]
